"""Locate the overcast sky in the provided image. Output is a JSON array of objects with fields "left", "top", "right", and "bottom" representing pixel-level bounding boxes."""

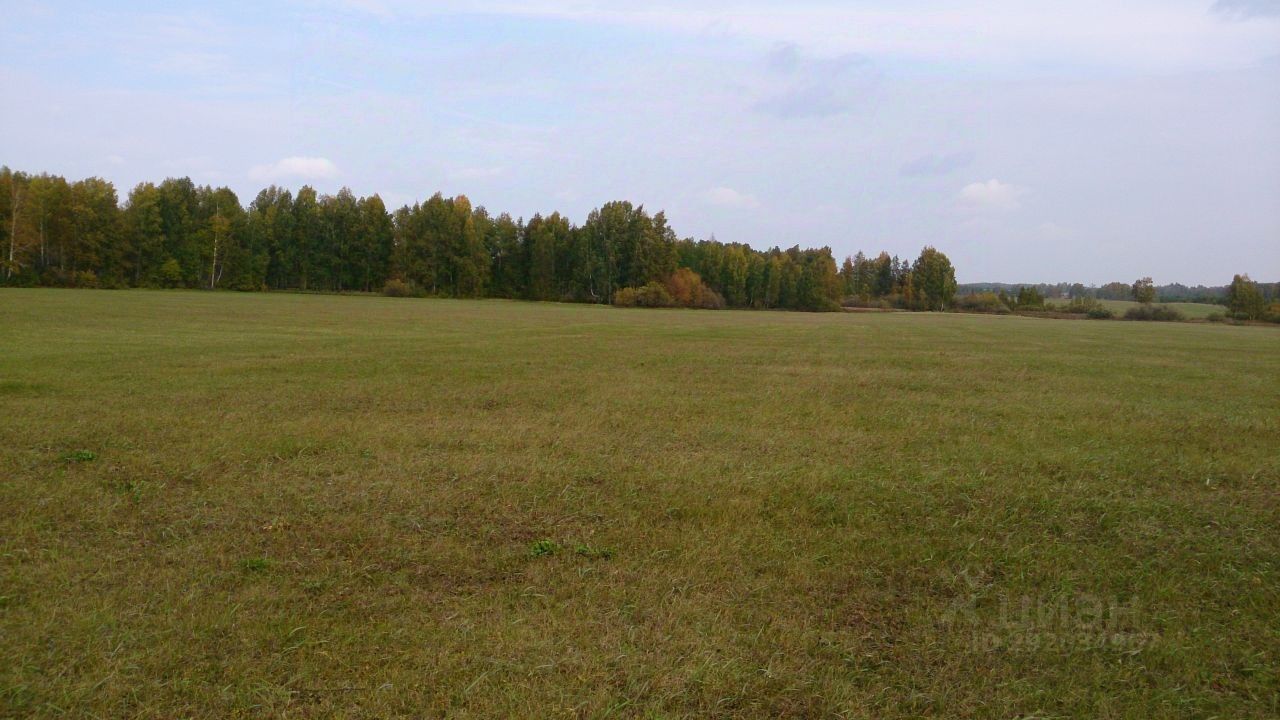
[{"left": 2, "top": 0, "right": 1277, "bottom": 284}]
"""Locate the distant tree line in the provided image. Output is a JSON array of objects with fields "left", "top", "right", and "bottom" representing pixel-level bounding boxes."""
[
  {"left": 954, "top": 274, "right": 1279, "bottom": 323},
  {"left": 958, "top": 279, "right": 1279, "bottom": 306},
  {"left": 4, "top": 167, "right": 950, "bottom": 312}
]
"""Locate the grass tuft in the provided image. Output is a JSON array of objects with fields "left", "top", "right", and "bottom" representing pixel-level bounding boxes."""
[{"left": 529, "top": 539, "right": 560, "bottom": 557}]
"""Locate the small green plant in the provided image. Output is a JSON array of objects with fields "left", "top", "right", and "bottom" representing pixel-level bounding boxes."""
[
  {"left": 61, "top": 449, "right": 97, "bottom": 463},
  {"left": 240, "top": 557, "right": 270, "bottom": 572},
  {"left": 529, "top": 539, "right": 560, "bottom": 557},
  {"left": 574, "top": 544, "right": 615, "bottom": 560}
]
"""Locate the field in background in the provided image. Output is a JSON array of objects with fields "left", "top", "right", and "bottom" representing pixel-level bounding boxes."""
[
  {"left": 1093, "top": 298, "right": 1223, "bottom": 319},
  {"left": 2, "top": 290, "right": 1277, "bottom": 718}
]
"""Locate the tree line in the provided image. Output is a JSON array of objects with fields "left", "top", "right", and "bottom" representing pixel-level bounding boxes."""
[
  {"left": 0, "top": 167, "right": 956, "bottom": 313},
  {"left": 952, "top": 274, "right": 1279, "bottom": 323},
  {"left": 958, "top": 279, "right": 1279, "bottom": 306}
]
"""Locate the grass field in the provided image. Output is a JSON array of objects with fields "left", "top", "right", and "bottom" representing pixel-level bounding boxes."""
[
  {"left": 1093, "top": 299, "right": 1224, "bottom": 319},
  {"left": 2, "top": 289, "right": 1278, "bottom": 718}
]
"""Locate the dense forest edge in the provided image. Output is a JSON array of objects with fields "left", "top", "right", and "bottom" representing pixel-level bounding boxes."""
[{"left": 1, "top": 167, "right": 1276, "bottom": 321}]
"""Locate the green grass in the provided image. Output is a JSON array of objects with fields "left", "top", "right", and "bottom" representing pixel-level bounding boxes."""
[
  {"left": 1094, "top": 299, "right": 1224, "bottom": 319},
  {"left": 2, "top": 289, "right": 1278, "bottom": 718}
]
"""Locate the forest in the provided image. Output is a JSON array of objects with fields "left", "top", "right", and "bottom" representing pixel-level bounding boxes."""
[
  {"left": 0, "top": 167, "right": 961, "bottom": 313},
  {"left": 8, "top": 166, "right": 1272, "bottom": 319}
]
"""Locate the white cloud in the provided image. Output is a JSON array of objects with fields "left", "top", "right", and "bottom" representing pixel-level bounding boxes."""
[
  {"left": 355, "top": 1, "right": 1280, "bottom": 72},
  {"left": 248, "top": 156, "right": 340, "bottom": 183},
  {"left": 957, "top": 179, "right": 1026, "bottom": 211},
  {"left": 1214, "top": 0, "right": 1280, "bottom": 19},
  {"left": 704, "top": 186, "right": 758, "bottom": 208}
]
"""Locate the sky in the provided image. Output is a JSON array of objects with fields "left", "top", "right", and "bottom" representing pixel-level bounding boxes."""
[{"left": 1, "top": 0, "right": 1278, "bottom": 284}]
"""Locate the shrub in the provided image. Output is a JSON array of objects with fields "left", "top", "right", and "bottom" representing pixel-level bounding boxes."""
[
  {"left": 73, "top": 270, "right": 99, "bottom": 288},
  {"left": 614, "top": 282, "right": 675, "bottom": 308},
  {"left": 615, "top": 270, "right": 724, "bottom": 309},
  {"left": 612, "top": 287, "right": 637, "bottom": 307},
  {"left": 1055, "top": 296, "right": 1113, "bottom": 319},
  {"left": 158, "top": 258, "right": 184, "bottom": 288},
  {"left": 954, "top": 292, "right": 1008, "bottom": 314},
  {"left": 1206, "top": 312, "right": 1225, "bottom": 323},
  {"left": 1123, "top": 305, "right": 1185, "bottom": 322},
  {"left": 382, "top": 279, "right": 416, "bottom": 297},
  {"left": 693, "top": 286, "right": 726, "bottom": 310},
  {"left": 663, "top": 268, "right": 723, "bottom": 309}
]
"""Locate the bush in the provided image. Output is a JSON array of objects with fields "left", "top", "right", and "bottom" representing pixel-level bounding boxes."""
[
  {"left": 614, "top": 269, "right": 723, "bottom": 309},
  {"left": 954, "top": 292, "right": 1008, "bottom": 314},
  {"left": 613, "top": 282, "right": 675, "bottom": 308},
  {"left": 612, "top": 287, "right": 634, "bottom": 306},
  {"left": 158, "top": 258, "right": 184, "bottom": 288},
  {"left": 1206, "top": 312, "right": 1225, "bottom": 323},
  {"left": 663, "top": 268, "right": 723, "bottom": 309},
  {"left": 693, "top": 286, "right": 726, "bottom": 310},
  {"left": 1123, "top": 305, "right": 1185, "bottom": 322},
  {"left": 882, "top": 293, "right": 908, "bottom": 310},
  {"left": 1054, "top": 296, "right": 1113, "bottom": 319},
  {"left": 382, "top": 279, "right": 416, "bottom": 297},
  {"left": 1266, "top": 304, "right": 1280, "bottom": 324}
]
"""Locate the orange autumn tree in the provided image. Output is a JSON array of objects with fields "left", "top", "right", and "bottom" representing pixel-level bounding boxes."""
[{"left": 664, "top": 267, "right": 724, "bottom": 309}]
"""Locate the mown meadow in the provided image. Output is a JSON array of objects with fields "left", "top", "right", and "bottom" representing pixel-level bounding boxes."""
[{"left": 2, "top": 289, "right": 1277, "bottom": 718}]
